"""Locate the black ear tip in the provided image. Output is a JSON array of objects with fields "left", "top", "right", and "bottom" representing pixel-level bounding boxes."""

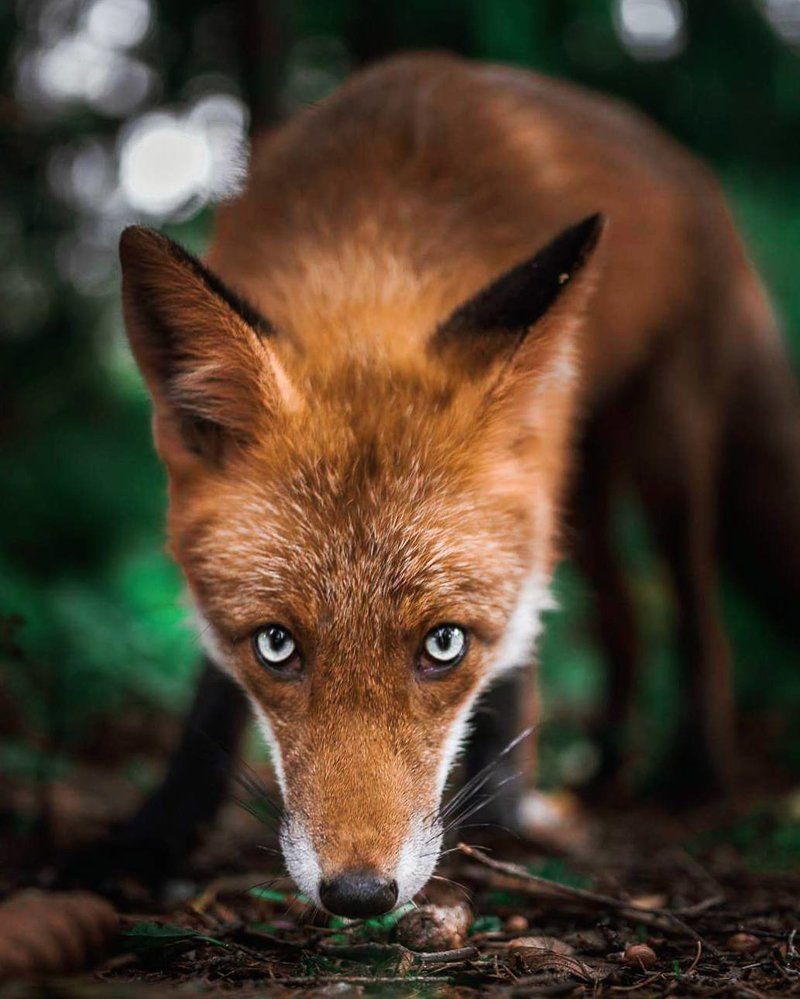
[
  {"left": 587, "top": 211, "right": 607, "bottom": 232},
  {"left": 550, "top": 212, "right": 606, "bottom": 274},
  {"left": 574, "top": 211, "right": 607, "bottom": 248}
]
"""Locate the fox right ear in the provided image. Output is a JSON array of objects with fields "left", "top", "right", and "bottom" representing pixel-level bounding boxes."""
[
  {"left": 120, "top": 226, "right": 296, "bottom": 468},
  {"left": 430, "top": 214, "right": 605, "bottom": 435},
  {"left": 432, "top": 214, "right": 604, "bottom": 367}
]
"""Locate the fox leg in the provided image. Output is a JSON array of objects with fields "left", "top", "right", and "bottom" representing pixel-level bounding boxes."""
[
  {"left": 63, "top": 660, "right": 249, "bottom": 894},
  {"left": 118, "top": 660, "right": 250, "bottom": 871},
  {"left": 571, "top": 420, "right": 640, "bottom": 794},
  {"left": 632, "top": 377, "right": 735, "bottom": 797},
  {"left": 461, "top": 672, "right": 529, "bottom": 834}
]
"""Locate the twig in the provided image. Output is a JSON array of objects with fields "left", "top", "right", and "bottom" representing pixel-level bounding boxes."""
[
  {"left": 686, "top": 939, "right": 703, "bottom": 976},
  {"left": 266, "top": 975, "right": 447, "bottom": 985},
  {"left": 510, "top": 979, "right": 589, "bottom": 996},
  {"left": 416, "top": 946, "right": 480, "bottom": 965},
  {"left": 319, "top": 941, "right": 478, "bottom": 964},
  {"left": 674, "top": 895, "right": 726, "bottom": 916},
  {"left": 733, "top": 927, "right": 793, "bottom": 940},
  {"left": 234, "top": 926, "right": 306, "bottom": 951},
  {"left": 611, "top": 973, "right": 665, "bottom": 992},
  {"left": 458, "top": 842, "right": 718, "bottom": 954},
  {"left": 191, "top": 872, "right": 293, "bottom": 913}
]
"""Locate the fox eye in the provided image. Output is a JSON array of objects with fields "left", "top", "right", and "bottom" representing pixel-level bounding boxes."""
[
  {"left": 418, "top": 624, "right": 468, "bottom": 677},
  {"left": 253, "top": 624, "right": 302, "bottom": 677}
]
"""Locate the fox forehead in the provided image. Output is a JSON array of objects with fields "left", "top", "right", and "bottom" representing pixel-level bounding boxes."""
[
  {"left": 177, "top": 458, "right": 534, "bottom": 640},
  {"left": 171, "top": 382, "right": 538, "bottom": 638}
]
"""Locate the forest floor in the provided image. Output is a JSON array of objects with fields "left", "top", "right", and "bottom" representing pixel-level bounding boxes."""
[{"left": 1, "top": 754, "right": 799, "bottom": 997}]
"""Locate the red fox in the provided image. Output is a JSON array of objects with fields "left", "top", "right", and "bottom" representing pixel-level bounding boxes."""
[{"left": 112, "top": 53, "right": 799, "bottom": 918}]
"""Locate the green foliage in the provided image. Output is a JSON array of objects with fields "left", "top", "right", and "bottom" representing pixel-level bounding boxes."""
[
  {"left": 326, "top": 902, "right": 415, "bottom": 938},
  {"left": 686, "top": 803, "right": 800, "bottom": 871},
  {"left": 525, "top": 858, "right": 591, "bottom": 890},
  {"left": 249, "top": 887, "right": 297, "bottom": 904},
  {"left": 469, "top": 914, "right": 503, "bottom": 935},
  {"left": 121, "top": 921, "right": 227, "bottom": 952},
  {"left": 353, "top": 904, "right": 416, "bottom": 938}
]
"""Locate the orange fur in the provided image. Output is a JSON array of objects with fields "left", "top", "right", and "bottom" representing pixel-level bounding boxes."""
[{"left": 120, "top": 53, "right": 779, "bottom": 905}]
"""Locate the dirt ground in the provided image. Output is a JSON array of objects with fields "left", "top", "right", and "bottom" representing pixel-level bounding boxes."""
[{"left": 1, "top": 757, "right": 799, "bottom": 997}]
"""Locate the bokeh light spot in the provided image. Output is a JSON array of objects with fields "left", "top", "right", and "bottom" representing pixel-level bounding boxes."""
[
  {"left": 119, "top": 113, "right": 212, "bottom": 214},
  {"left": 86, "top": 0, "right": 152, "bottom": 50},
  {"left": 615, "top": 0, "right": 686, "bottom": 60},
  {"left": 761, "top": 0, "right": 800, "bottom": 45}
]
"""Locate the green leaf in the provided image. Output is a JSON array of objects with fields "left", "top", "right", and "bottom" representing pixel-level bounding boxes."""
[
  {"left": 249, "top": 887, "right": 291, "bottom": 902},
  {"left": 328, "top": 901, "right": 415, "bottom": 938},
  {"left": 470, "top": 915, "right": 503, "bottom": 935},
  {"left": 526, "top": 858, "right": 590, "bottom": 889},
  {"left": 357, "top": 902, "right": 413, "bottom": 936},
  {"left": 121, "top": 921, "right": 227, "bottom": 952},
  {"left": 249, "top": 886, "right": 310, "bottom": 904},
  {"left": 247, "top": 921, "right": 281, "bottom": 933}
]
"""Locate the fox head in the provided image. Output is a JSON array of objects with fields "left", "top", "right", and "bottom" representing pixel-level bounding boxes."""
[{"left": 119, "top": 214, "right": 603, "bottom": 917}]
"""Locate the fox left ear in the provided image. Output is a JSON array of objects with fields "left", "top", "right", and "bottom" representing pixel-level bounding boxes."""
[
  {"left": 119, "top": 226, "right": 297, "bottom": 470},
  {"left": 431, "top": 214, "right": 605, "bottom": 424}
]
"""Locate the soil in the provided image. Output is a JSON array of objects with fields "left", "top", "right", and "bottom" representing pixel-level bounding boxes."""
[{"left": 1, "top": 757, "right": 798, "bottom": 997}]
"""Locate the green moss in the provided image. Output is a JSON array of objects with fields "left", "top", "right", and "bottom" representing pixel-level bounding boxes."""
[{"left": 686, "top": 804, "right": 800, "bottom": 872}]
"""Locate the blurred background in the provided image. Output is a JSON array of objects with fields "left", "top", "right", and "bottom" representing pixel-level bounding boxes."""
[{"left": 2, "top": 0, "right": 800, "bottom": 866}]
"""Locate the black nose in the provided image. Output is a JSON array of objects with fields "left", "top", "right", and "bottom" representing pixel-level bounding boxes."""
[{"left": 319, "top": 870, "right": 398, "bottom": 918}]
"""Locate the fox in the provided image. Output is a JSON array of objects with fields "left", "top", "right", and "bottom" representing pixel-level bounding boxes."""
[{"left": 104, "top": 52, "right": 800, "bottom": 918}]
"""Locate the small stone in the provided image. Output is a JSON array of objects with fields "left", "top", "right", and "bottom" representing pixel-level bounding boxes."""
[
  {"left": 395, "top": 903, "right": 472, "bottom": 952},
  {"left": 623, "top": 943, "right": 657, "bottom": 969},
  {"left": 504, "top": 914, "right": 529, "bottom": 933},
  {"left": 726, "top": 932, "right": 760, "bottom": 953}
]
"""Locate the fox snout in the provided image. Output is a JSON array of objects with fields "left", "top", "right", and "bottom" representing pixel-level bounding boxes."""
[
  {"left": 276, "top": 744, "right": 445, "bottom": 916},
  {"left": 279, "top": 818, "right": 443, "bottom": 917}
]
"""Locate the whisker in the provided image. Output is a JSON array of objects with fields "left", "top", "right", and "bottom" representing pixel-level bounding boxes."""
[
  {"left": 233, "top": 763, "right": 284, "bottom": 819},
  {"left": 434, "top": 846, "right": 465, "bottom": 858},
  {"left": 429, "top": 873, "right": 473, "bottom": 904},
  {"left": 192, "top": 732, "right": 285, "bottom": 833},
  {"left": 279, "top": 890, "right": 309, "bottom": 923},
  {"left": 438, "top": 726, "right": 535, "bottom": 824},
  {"left": 455, "top": 821, "right": 520, "bottom": 838},
  {"left": 438, "top": 771, "right": 522, "bottom": 839},
  {"left": 244, "top": 874, "right": 293, "bottom": 896},
  {"left": 187, "top": 724, "right": 286, "bottom": 831}
]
